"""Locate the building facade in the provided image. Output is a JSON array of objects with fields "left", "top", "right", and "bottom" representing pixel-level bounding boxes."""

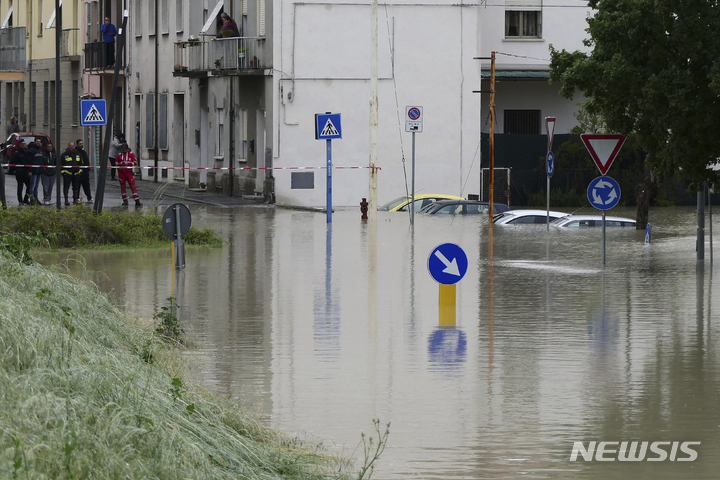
[{"left": 1, "top": 0, "right": 85, "bottom": 148}]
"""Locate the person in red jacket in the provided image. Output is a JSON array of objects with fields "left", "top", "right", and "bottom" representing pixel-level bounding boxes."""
[{"left": 116, "top": 143, "right": 142, "bottom": 206}]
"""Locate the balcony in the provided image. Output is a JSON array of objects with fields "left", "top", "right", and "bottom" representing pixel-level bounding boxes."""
[
  {"left": 174, "top": 37, "right": 268, "bottom": 77},
  {"left": 0, "top": 27, "right": 27, "bottom": 71},
  {"left": 84, "top": 41, "right": 124, "bottom": 72},
  {"left": 61, "top": 28, "right": 81, "bottom": 61}
]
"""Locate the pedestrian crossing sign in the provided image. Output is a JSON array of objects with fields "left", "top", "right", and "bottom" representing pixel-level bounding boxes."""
[
  {"left": 315, "top": 113, "right": 342, "bottom": 140},
  {"left": 81, "top": 99, "right": 107, "bottom": 126}
]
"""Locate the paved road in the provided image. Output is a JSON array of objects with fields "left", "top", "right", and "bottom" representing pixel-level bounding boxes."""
[{"left": 1, "top": 172, "right": 267, "bottom": 209}]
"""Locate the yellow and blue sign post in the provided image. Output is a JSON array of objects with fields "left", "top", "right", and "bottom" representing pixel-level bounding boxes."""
[
  {"left": 315, "top": 112, "right": 342, "bottom": 223},
  {"left": 428, "top": 243, "right": 468, "bottom": 327}
]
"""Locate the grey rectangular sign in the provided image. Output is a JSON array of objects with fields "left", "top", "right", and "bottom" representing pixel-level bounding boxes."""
[{"left": 291, "top": 171, "right": 314, "bottom": 189}]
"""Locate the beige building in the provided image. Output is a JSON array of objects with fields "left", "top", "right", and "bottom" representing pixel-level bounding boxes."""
[{"left": 1, "top": 0, "right": 85, "bottom": 147}]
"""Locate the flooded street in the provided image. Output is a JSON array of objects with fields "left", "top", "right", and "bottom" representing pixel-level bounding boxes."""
[{"left": 38, "top": 205, "right": 720, "bottom": 479}]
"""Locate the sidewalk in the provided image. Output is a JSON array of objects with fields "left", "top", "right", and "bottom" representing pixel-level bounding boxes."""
[{"left": 1, "top": 173, "right": 269, "bottom": 209}]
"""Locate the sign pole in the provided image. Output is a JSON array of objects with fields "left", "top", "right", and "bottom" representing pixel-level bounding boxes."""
[
  {"left": 411, "top": 131, "right": 416, "bottom": 226},
  {"left": 545, "top": 117, "right": 556, "bottom": 231},
  {"left": 326, "top": 139, "right": 332, "bottom": 223},
  {"left": 174, "top": 205, "right": 186, "bottom": 269},
  {"left": 602, "top": 211, "right": 606, "bottom": 266}
]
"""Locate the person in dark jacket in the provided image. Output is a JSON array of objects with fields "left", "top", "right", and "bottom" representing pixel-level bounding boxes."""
[
  {"left": 28, "top": 139, "right": 44, "bottom": 205},
  {"left": 216, "top": 13, "right": 240, "bottom": 38},
  {"left": 41, "top": 144, "right": 57, "bottom": 205},
  {"left": 60, "top": 142, "right": 82, "bottom": 206},
  {"left": 76, "top": 139, "right": 92, "bottom": 203},
  {"left": 11, "top": 140, "right": 32, "bottom": 205}
]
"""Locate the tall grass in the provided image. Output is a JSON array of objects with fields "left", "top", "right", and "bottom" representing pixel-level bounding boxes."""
[
  {"left": 0, "top": 206, "right": 222, "bottom": 249},
  {"left": 0, "top": 251, "right": 353, "bottom": 479}
]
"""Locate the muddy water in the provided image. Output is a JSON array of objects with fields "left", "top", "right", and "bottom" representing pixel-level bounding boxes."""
[{"left": 38, "top": 206, "right": 720, "bottom": 479}]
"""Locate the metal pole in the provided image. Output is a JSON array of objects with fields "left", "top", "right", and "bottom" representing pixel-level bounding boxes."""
[
  {"left": 326, "top": 139, "right": 332, "bottom": 223},
  {"left": 94, "top": 12, "right": 128, "bottom": 213},
  {"left": 546, "top": 176, "right": 550, "bottom": 231},
  {"left": 411, "top": 131, "right": 416, "bottom": 226},
  {"left": 698, "top": 188, "right": 706, "bottom": 261},
  {"left": 54, "top": 0, "right": 62, "bottom": 210},
  {"left": 174, "top": 205, "right": 185, "bottom": 269},
  {"left": 154, "top": 0, "right": 159, "bottom": 183},
  {"left": 488, "top": 51, "right": 495, "bottom": 225},
  {"left": 602, "top": 211, "right": 606, "bottom": 266},
  {"left": 710, "top": 183, "right": 713, "bottom": 265},
  {"left": 368, "top": 0, "right": 378, "bottom": 222}
]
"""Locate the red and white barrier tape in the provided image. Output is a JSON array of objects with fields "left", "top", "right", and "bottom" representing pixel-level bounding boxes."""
[{"left": 1, "top": 164, "right": 381, "bottom": 171}]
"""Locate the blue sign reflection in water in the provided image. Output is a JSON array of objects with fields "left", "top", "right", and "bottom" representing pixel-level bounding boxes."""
[{"left": 428, "top": 327, "right": 467, "bottom": 373}]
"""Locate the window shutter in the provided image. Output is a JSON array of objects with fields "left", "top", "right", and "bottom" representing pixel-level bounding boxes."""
[
  {"left": 505, "top": 0, "right": 541, "bottom": 11},
  {"left": 258, "top": 0, "right": 265, "bottom": 36}
]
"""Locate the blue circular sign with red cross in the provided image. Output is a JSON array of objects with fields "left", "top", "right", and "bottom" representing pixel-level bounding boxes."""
[{"left": 408, "top": 107, "right": 421, "bottom": 120}]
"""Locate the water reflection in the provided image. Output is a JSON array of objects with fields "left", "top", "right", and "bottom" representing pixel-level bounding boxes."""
[{"left": 37, "top": 206, "right": 720, "bottom": 479}]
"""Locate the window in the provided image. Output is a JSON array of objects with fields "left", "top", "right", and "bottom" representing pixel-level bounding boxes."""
[
  {"left": 216, "top": 107, "right": 224, "bottom": 157},
  {"left": 159, "top": 93, "right": 168, "bottom": 149},
  {"left": 146, "top": 93, "right": 154, "bottom": 148},
  {"left": 37, "top": 0, "right": 43, "bottom": 35},
  {"left": 505, "top": 0, "right": 541, "bottom": 39},
  {"left": 134, "top": 0, "right": 142, "bottom": 37},
  {"left": 504, "top": 110, "right": 540, "bottom": 134},
  {"left": 239, "top": 108, "right": 248, "bottom": 160},
  {"left": 43, "top": 81, "right": 49, "bottom": 125},
  {"left": 30, "top": 82, "right": 36, "bottom": 125},
  {"left": 257, "top": 0, "right": 265, "bottom": 36},
  {"left": 72, "top": 81, "right": 79, "bottom": 125},
  {"left": 148, "top": 0, "right": 156, "bottom": 36},
  {"left": 2, "top": 2, "right": 13, "bottom": 28},
  {"left": 508, "top": 215, "right": 541, "bottom": 224},
  {"left": 161, "top": 0, "right": 169, "bottom": 34},
  {"left": 176, "top": 0, "right": 183, "bottom": 33}
]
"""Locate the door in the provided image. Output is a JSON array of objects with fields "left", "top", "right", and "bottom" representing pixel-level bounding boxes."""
[
  {"left": 200, "top": 108, "right": 208, "bottom": 184},
  {"left": 255, "top": 109, "right": 265, "bottom": 194},
  {"left": 173, "top": 94, "right": 185, "bottom": 178}
]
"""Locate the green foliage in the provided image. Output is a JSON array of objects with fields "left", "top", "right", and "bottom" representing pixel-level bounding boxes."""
[
  {"left": 549, "top": 0, "right": 720, "bottom": 189},
  {"left": 153, "top": 297, "right": 184, "bottom": 342},
  {"left": 356, "top": 419, "right": 390, "bottom": 480},
  {"left": 0, "top": 253, "right": 355, "bottom": 479},
  {"left": 0, "top": 207, "right": 222, "bottom": 249}
]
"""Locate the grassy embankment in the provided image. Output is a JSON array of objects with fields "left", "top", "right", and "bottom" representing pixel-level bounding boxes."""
[
  {"left": 0, "top": 248, "right": 366, "bottom": 479},
  {"left": 0, "top": 206, "right": 223, "bottom": 252}
]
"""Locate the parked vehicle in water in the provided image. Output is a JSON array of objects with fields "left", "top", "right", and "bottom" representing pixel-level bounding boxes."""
[
  {"left": 419, "top": 199, "right": 510, "bottom": 216},
  {"left": 494, "top": 209, "right": 568, "bottom": 225},
  {"left": 550, "top": 214, "right": 636, "bottom": 228},
  {"left": 378, "top": 194, "right": 465, "bottom": 212}
]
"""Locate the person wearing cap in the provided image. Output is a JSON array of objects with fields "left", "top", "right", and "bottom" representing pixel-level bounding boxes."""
[{"left": 116, "top": 143, "right": 141, "bottom": 206}]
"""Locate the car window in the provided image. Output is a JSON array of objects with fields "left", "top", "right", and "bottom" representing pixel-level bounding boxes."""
[
  {"left": 379, "top": 197, "right": 409, "bottom": 211},
  {"left": 623, "top": 222, "right": 636, "bottom": 227},
  {"left": 466, "top": 204, "right": 488, "bottom": 215},
  {"left": 434, "top": 204, "right": 462, "bottom": 215},
  {"left": 508, "top": 215, "right": 537, "bottom": 224}
]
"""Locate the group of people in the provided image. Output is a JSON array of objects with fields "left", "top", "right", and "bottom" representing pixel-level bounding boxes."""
[{"left": 11, "top": 133, "right": 141, "bottom": 207}]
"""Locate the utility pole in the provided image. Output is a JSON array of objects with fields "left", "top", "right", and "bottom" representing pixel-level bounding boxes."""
[
  {"left": 368, "top": 0, "right": 378, "bottom": 222},
  {"left": 474, "top": 53, "right": 496, "bottom": 225},
  {"left": 54, "top": 0, "right": 62, "bottom": 210},
  {"left": 154, "top": 0, "right": 159, "bottom": 183}
]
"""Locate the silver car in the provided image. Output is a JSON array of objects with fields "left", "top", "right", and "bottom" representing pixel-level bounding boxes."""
[
  {"left": 494, "top": 209, "right": 568, "bottom": 225},
  {"left": 550, "top": 214, "right": 636, "bottom": 228}
]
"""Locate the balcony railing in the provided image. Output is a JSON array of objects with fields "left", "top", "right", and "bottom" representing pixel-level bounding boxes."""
[
  {"left": 0, "top": 27, "right": 27, "bottom": 71},
  {"left": 84, "top": 41, "right": 124, "bottom": 71},
  {"left": 174, "top": 37, "right": 267, "bottom": 74},
  {"left": 61, "top": 28, "right": 81, "bottom": 58}
]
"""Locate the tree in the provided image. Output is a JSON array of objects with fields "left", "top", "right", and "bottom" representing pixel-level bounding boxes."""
[{"left": 549, "top": 0, "right": 720, "bottom": 190}]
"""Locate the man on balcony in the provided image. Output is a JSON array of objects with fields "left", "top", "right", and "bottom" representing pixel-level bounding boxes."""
[{"left": 101, "top": 17, "right": 117, "bottom": 67}]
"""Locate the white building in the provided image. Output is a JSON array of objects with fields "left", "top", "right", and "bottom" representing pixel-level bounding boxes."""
[
  {"left": 167, "top": 0, "right": 484, "bottom": 207},
  {"left": 479, "top": 0, "right": 591, "bottom": 135}
]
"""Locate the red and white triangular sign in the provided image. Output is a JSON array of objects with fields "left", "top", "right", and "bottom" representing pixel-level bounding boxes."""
[
  {"left": 581, "top": 134, "right": 626, "bottom": 175},
  {"left": 546, "top": 117, "right": 556, "bottom": 151}
]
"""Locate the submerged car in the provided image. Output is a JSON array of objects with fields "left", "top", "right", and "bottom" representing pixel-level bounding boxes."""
[
  {"left": 494, "top": 209, "right": 568, "bottom": 225},
  {"left": 419, "top": 199, "right": 510, "bottom": 216},
  {"left": 378, "top": 194, "right": 465, "bottom": 212},
  {"left": 551, "top": 214, "right": 636, "bottom": 228}
]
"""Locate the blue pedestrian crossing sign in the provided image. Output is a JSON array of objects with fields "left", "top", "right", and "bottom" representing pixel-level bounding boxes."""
[
  {"left": 80, "top": 99, "right": 107, "bottom": 126},
  {"left": 428, "top": 243, "right": 468, "bottom": 285},
  {"left": 315, "top": 113, "right": 342, "bottom": 140},
  {"left": 587, "top": 176, "right": 621, "bottom": 210}
]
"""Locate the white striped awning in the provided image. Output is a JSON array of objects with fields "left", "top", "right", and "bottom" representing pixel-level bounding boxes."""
[{"left": 505, "top": 0, "right": 542, "bottom": 11}]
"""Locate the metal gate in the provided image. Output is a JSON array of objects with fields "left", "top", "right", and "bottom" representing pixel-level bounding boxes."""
[{"left": 480, "top": 168, "right": 511, "bottom": 207}]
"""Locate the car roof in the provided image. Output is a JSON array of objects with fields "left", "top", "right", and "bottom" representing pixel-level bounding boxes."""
[
  {"left": 494, "top": 209, "right": 568, "bottom": 224},
  {"left": 554, "top": 214, "right": 636, "bottom": 223}
]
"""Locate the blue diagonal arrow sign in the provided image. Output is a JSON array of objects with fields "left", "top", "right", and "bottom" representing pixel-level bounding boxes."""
[
  {"left": 587, "top": 176, "right": 621, "bottom": 210},
  {"left": 428, "top": 243, "right": 468, "bottom": 284}
]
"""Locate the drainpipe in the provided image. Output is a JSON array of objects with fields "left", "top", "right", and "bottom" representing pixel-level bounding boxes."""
[
  {"left": 54, "top": 0, "right": 62, "bottom": 209},
  {"left": 228, "top": 3, "right": 235, "bottom": 196},
  {"left": 154, "top": 0, "right": 159, "bottom": 182}
]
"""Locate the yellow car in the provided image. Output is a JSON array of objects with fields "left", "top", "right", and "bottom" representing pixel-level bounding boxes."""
[{"left": 378, "top": 194, "right": 465, "bottom": 212}]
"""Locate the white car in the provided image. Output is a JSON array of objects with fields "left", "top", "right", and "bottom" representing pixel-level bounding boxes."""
[
  {"left": 550, "top": 214, "right": 636, "bottom": 228},
  {"left": 493, "top": 209, "right": 568, "bottom": 225}
]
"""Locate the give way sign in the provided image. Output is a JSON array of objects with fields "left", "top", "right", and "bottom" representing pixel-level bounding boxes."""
[{"left": 581, "top": 134, "right": 626, "bottom": 175}]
